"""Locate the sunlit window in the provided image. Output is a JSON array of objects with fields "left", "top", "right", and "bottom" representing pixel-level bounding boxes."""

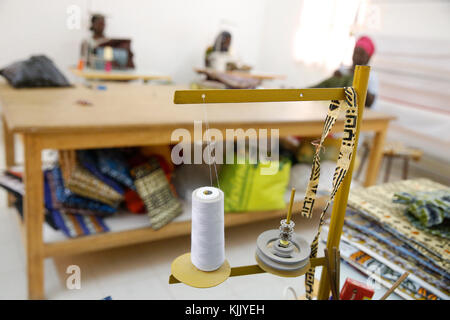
[{"left": 293, "top": 0, "right": 378, "bottom": 71}]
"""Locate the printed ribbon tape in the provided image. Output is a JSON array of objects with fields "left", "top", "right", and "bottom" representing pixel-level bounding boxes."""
[{"left": 302, "top": 87, "right": 359, "bottom": 300}]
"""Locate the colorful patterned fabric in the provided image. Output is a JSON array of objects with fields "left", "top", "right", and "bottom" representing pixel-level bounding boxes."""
[
  {"left": 337, "top": 238, "right": 445, "bottom": 300},
  {"left": 348, "top": 179, "right": 450, "bottom": 271},
  {"left": 341, "top": 209, "right": 450, "bottom": 293},
  {"left": 304, "top": 87, "right": 359, "bottom": 299},
  {"left": 45, "top": 168, "right": 112, "bottom": 216},
  {"left": 131, "top": 157, "right": 182, "bottom": 230},
  {"left": 42, "top": 168, "right": 110, "bottom": 237},
  {"left": 50, "top": 209, "right": 109, "bottom": 238}
]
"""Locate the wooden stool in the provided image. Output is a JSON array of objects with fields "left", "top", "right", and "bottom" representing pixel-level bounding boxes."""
[{"left": 356, "top": 140, "right": 423, "bottom": 183}]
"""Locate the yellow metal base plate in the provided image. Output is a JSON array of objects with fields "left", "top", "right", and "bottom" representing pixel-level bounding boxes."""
[
  {"left": 255, "top": 254, "right": 311, "bottom": 278},
  {"left": 171, "top": 253, "right": 231, "bottom": 288}
]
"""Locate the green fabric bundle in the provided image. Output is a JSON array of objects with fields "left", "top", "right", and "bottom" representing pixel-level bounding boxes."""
[
  {"left": 393, "top": 190, "right": 450, "bottom": 239},
  {"left": 219, "top": 157, "right": 291, "bottom": 212}
]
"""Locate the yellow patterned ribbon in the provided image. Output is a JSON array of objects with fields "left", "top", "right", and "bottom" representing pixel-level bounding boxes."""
[{"left": 303, "top": 87, "right": 358, "bottom": 300}]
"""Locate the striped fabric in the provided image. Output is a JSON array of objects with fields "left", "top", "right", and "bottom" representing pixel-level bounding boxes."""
[{"left": 131, "top": 157, "right": 182, "bottom": 230}]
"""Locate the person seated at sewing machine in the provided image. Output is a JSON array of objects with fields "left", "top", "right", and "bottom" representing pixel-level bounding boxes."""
[
  {"left": 195, "top": 31, "right": 257, "bottom": 89},
  {"left": 312, "top": 36, "right": 378, "bottom": 108},
  {"left": 204, "top": 31, "right": 251, "bottom": 72},
  {"left": 80, "top": 13, "right": 135, "bottom": 70}
]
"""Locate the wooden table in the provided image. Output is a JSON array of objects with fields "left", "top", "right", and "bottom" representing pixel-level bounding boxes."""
[
  {"left": 0, "top": 82, "right": 393, "bottom": 299},
  {"left": 70, "top": 67, "right": 172, "bottom": 83}
]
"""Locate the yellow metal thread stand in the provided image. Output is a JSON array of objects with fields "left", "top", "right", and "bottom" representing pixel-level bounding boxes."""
[
  {"left": 317, "top": 65, "right": 370, "bottom": 300},
  {"left": 169, "top": 66, "right": 370, "bottom": 299}
]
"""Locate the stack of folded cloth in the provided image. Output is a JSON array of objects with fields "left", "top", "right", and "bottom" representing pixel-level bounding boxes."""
[
  {"left": 323, "top": 178, "right": 449, "bottom": 300},
  {"left": 0, "top": 147, "right": 183, "bottom": 238}
]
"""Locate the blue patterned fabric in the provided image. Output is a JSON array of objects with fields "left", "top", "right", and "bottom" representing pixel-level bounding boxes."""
[
  {"left": 96, "top": 149, "right": 136, "bottom": 190},
  {"left": 77, "top": 150, "right": 125, "bottom": 195}
]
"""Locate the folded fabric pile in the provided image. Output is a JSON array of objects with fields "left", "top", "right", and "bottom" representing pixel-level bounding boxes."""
[
  {"left": 0, "top": 168, "right": 109, "bottom": 238},
  {"left": 45, "top": 167, "right": 110, "bottom": 237},
  {"left": 325, "top": 178, "right": 450, "bottom": 300},
  {"left": 0, "top": 147, "right": 183, "bottom": 238},
  {"left": 59, "top": 148, "right": 182, "bottom": 231}
]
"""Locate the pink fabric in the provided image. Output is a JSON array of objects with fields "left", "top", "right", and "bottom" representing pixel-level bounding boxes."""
[{"left": 355, "top": 36, "right": 375, "bottom": 57}]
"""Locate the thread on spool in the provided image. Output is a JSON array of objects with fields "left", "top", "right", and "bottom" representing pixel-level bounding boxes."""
[{"left": 191, "top": 186, "right": 225, "bottom": 271}]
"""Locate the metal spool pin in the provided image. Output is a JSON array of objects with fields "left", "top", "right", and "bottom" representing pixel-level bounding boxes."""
[{"left": 255, "top": 188, "right": 311, "bottom": 277}]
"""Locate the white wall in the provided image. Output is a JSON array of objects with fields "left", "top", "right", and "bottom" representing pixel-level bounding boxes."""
[
  {"left": 257, "top": 0, "right": 330, "bottom": 88},
  {"left": 257, "top": 0, "right": 450, "bottom": 84},
  {"left": 257, "top": 0, "right": 450, "bottom": 161},
  {"left": 366, "top": 1, "right": 450, "bottom": 161},
  {"left": 0, "top": 0, "right": 268, "bottom": 84}
]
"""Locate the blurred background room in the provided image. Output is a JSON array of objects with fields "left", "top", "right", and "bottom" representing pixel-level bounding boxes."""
[{"left": 0, "top": 0, "right": 448, "bottom": 301}]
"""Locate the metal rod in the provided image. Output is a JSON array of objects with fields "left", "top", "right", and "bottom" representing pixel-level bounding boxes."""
[
  {"left": 168, "top": 257, "right": 327, "bottom": 284},
  {"left": 317, "top": 65, "right": 370, "bottom": 300},
  {"left": 174, "top": 88, "right": 346, "bottom": 104},
  {"left": 324, "top": 248, "right": 338, "bottom": 300}
]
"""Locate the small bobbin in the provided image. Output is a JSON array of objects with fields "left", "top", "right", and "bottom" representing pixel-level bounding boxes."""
[
  {"left": 278, "top": 219, "right": 295, "bottom": 247},
  {"left": 255, "top": 188, "right": 311, "bottom": 277}
]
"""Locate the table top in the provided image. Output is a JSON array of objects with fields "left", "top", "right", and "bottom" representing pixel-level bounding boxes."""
[
  {"left": 0, "top": 82, "right": 394, "bottom": 134},
  {"left": 69, "top": 67, "right": 172, "bottom": 81},
  {"left": 194, "top": 68, "right": 286, "bottom": 81}
]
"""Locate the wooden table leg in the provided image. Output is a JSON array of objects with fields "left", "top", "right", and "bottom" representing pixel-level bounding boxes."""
[
  {"left": 384, "top": 155, "right": 392, "bottom": 183},
  {"left": 2, "top": 116, "right": 16, "bottom": 207},
  {"left": 363, "top": 126, "right": 388, "bottom": 187},
  {"left": 403, "top": 156, "right": 409, "bottom": 180},
  {"left": 355, "top": 143, "right": 369, "bottom": 181},
  {"left": 23, "top": 134, "right": 45, "bottom": 299}
]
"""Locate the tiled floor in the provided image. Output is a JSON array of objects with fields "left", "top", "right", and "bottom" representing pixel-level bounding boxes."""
[
  {"left": 0, "top": 202, "right": 329, "bottom": 300},
  {"left": 0, "top": 116, "right": 433, "bottom": 300}
]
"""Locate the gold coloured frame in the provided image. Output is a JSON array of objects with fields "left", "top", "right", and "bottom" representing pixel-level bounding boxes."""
[{"left": 169, "top": 65, "right": 370, "bottom": 300}]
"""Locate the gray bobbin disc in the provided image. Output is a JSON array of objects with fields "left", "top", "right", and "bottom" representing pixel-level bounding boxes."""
[{"left": 255, "top": 229, "right": 310, "bottom": 273}]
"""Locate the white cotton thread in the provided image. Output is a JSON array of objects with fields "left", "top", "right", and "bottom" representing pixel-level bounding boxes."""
[{"left": 191, "top": 186, "right": 225, "bottom": 271}]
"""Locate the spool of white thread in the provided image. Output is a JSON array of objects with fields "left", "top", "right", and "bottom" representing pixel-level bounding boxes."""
[{"left": 191, "top": 186, "right": 225, "bottom": 271}]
